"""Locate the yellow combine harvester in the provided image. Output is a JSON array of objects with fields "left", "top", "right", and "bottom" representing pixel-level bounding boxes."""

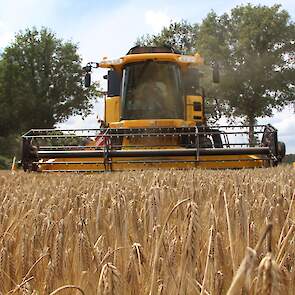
[{"left": 21, "top": 46, "right": 285, "bottom": 172}]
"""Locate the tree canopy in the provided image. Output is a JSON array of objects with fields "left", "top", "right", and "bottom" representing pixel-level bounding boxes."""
[
  {"left": 198, "top": 4, "right": 295, "bottom": 126},
  {"left": 137, "top": 4, "right": 295, "bottom": 128},
  {"left": 136, "top": 20, "right": 199, "bottom": 55},
  {"left": 0, "top": 28, "right": 98, "bottom": 138}
]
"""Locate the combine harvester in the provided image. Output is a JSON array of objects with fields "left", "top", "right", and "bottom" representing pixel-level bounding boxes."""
[{"left": 20, "top": 46, "right": 285, "bottom": 172}]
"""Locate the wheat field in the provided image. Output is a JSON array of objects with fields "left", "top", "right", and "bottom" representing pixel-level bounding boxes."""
[{"left": 0, "top": 166, "right": 294, "bottom": 294}]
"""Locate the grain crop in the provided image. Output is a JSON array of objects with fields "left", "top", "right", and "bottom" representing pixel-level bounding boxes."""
[{"left": 0, "top": 166, "right": 294, "bottom": 294}]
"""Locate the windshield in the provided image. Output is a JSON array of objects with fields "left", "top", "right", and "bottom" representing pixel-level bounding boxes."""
[{"left": 121, "top": 61, "right": 184, "bottom": 120}]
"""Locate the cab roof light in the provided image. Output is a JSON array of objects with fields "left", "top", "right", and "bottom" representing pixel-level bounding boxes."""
[
  {"left": 99, "top": 58, "right": 123, "bottom": 66},
  {"left": 178, "top": 54, "right": 204, "bottom": 64}
]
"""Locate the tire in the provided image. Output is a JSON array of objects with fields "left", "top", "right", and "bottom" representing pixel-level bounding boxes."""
[{"left": 277, "top": 141, "right": 286, "bottom": 161}]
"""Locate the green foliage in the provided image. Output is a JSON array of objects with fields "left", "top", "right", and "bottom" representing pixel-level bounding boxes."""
[
  {"left": 0, "top": 135, "right": 20, "bottom": 157},
  {"left": 137, "top": 4, "right": 295, "bottom": 126},
  {"left": 0, "top": 155, "right": 11, "bottom": 170},
  {"left": 136, "top": 20, "right": 199, "bottom": 55},
  {"left": 283, "top": 154, "right": 295, "bottom": 163},
  {"left": 198, "top": 4, "right": 295, "bottom": 125},
  {"left": 0, "top": 27, "right": 99, "bottom": 138}
]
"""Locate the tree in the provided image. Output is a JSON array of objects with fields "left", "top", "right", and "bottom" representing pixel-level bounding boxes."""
[
  {"left": 136, "top": 5, "right": 295, "bottom": 142},
  {"left": 136, "top": 20, "right": 199, "bottom": 55},
  {"left": 0, "top": 27, "right": 99, "bottom": 138},
  {"left": 198, "top": 4, "right": 295, "bottom": 143},
  {"left": 283, "top": 154, "right": 295, "bottom": 163}
]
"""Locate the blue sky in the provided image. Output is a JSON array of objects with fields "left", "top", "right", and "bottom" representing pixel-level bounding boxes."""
[{"left": 0, "top": 0, "right": 294, "bottom": 152}]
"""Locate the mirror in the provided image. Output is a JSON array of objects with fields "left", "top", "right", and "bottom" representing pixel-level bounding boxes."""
[
  {"left": 83, "top": 65, "right": 92, "bottom": 72},
  {"left": 85, "top": 73, "right": 91, "bottom": 87},
  {"left": 107, "top": 70, "right": 121, "bottom": 97},
  {"left": 213, "top": 63, "right": 220, "bottom": 83}
]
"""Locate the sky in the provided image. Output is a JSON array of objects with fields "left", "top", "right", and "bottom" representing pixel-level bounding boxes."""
[{"left": 0, "top": 0, "right": 294, "bottom": 152}]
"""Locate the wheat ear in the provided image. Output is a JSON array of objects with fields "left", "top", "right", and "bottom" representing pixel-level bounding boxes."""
[{"left": 226, "top": 247, "right": 256, "bottom": 295}]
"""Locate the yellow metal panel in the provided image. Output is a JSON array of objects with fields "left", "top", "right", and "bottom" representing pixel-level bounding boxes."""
[
  {"left": 186, "top": 95, "right": 204, "bottom": 124},
  {"left": 122, "top": 136, "right": 180, "bottom": 150},
  {"left": 105, "top": 96, "right": 120, "bottom": 124},
  {"left": 99, "top": 53, "right": 204, "bottom": 70},
  {"left": 38, "top": 154, "right": 269, "bottom": 172},
  {"left": 109, "top": 119, "right": 194, "bottom": 128},
  {"left": 39, "top": 158, "right": 106, "bottom": 172}
]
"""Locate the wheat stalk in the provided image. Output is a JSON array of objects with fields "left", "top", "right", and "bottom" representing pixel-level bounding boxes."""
[{"left": 0, "top": 166, "right": 294, "bottom": 294}]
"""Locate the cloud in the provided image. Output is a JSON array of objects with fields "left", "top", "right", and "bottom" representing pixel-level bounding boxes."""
[
  {"left": 259, "top": 107, "right": 295, "bottom": 153},
  {"left": 0, "top": 32, "right": 13, "bottom": 48},
  {"left": 0, "top": 20, "right": 13, "bottom": 48},
  {"left": 61, "top": 99, "right": 104, "bottom": 130},
  {"left": 1, "top": 0, "right": 293, "bottom": 152},
  {"left": 144, "top": 10, "right": 171, "bottom": 33},
  {"left": 73, "top": 2, "right": 147, "bottom": 62},
  {"left": 0, "top": 0, "right": 61, "bottom": 48}
]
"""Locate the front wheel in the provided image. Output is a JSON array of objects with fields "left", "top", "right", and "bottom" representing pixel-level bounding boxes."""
[{"left": 277, "top": 141, "right": 286, "bottom": 162}]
